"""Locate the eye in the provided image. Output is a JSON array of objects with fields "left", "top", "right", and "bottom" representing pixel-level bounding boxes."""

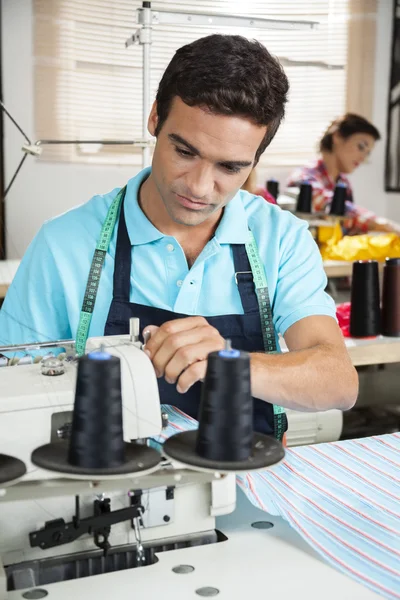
[
  {"left": 175, "top": 147, "right": 194, "bottom": 158},
  {"left": 220, "top": 164, "right": 241, "bottom": 174}
]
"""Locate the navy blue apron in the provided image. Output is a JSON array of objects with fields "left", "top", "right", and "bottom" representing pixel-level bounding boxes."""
[{"left": 104, "top": 198, "right": 277, "bottom": 436}]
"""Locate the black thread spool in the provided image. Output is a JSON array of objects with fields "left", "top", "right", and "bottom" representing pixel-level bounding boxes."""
[
  {"left": 266, "top": 179, "right": 279, "bottom": 200},
  {"left": 381, "top": 257, "right": 400, "bottom": 337},
  {"left": 31, "top": 348, "right": 161, "bottom": 476},
  {"left": 330, "top": 182, "right": 347, "bottom": 216},
  {"left": 296, "top": 182, "right": 313, "bottom": 213},
  {"left": 195, "top": 347, "right": 253, "bottom": 462},
  {"left": 350, "top": 260, "right": 381, "bottom": 338},
  {"left": 162, "top": 342, "right": 285, "bottom": 472},
  {"left": 68, "top": 351, "right": 125, "bottom": 469}
]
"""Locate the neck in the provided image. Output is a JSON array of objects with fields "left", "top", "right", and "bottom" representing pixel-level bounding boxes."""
[
  {"left": 139, "top": 173, "right": 221, "bottom": 256},
  {"left": 321, "top": 151, "right": 340, "bottom": 182}
]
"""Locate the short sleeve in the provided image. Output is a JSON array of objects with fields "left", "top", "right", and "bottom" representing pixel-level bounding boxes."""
[
  {"left": 0, "top": 226, "right": 71, "bottom": 346},
  {"left": 273, "top": 219, "right": 336, "bottom": 336}
]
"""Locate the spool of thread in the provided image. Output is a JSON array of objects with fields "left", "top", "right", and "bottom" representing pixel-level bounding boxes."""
[
  {"left": 266, "top": 179, "right": 279, "bottom": 200},
  {"left": 195, "top": 344, "right": 253, "bottom": 462},
  {"left": 68, "top": 351, "right": 125, "bottom": 469},
  {"left": 296, "top": 182, "right": 313, "bottom": 213},
  {"left": 349, "top": 260, "right": 380, "bottom": 338},
  {"left": 330, "top": 182, "right": 347, "bottom": 216},
  {"left": 381, "top": 257, "right": 400, "bottom": 336}
]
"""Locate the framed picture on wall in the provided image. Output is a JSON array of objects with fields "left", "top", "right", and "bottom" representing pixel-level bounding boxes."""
[{"left": 386, "top": 0, "right": 400, "bottom": 191}]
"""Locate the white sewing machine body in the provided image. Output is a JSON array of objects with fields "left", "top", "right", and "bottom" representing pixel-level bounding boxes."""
[
  {"left": 0, "top": 334, "right": 377, "bottom": 599},
  {"left": 0, "top": 333, "right": 238, "bottom": 596},
  {"left": 0, "top": 334, "right": 162, "bottom": 476}
]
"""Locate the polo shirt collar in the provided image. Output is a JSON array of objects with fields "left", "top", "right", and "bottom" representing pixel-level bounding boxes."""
[
  {"left": 124, "top": 168, "right": 249, "bottom": 246},
  {"left": 214, "top": 191, "right": 250, "bottom": 244},
  {"left": 124, "top": 168, "right": 164, "bottom": 246}
]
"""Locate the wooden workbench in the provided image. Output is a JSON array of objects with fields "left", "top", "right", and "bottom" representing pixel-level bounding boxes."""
[
  {"left": 280, "top": 334, "right": 400, "bottom": 367},
  {"left": 345, "top": 335, "right": 400, "bottom": 367},
  {"left": 323, "top": 260, "right": 386, "bottom": 279},
  {"left": 323, "top": 260, "right": 353, "bottom": 278},
  {"left": 0, "top": 260, "right": 20, "bottom": 299}
]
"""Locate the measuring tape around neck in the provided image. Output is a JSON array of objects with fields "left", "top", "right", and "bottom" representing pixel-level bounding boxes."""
[
  {"left": 75, "top": 186, "right": 126, "bottom": 356},
  {"left": 245, "top": 231, "right": 287, "bottom": 442}
]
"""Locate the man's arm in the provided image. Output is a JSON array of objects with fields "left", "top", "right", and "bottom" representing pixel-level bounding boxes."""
[
  {"left": 0, "top": 226, "right": 70, "bottom": 347},
  {"left": 251, "top": 315, "right": 358, "bottom": 411},
  {"left": 143, "top": 315, "right": 358, "bottom": 412}
]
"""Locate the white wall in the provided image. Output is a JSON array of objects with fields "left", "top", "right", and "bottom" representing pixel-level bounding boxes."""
[
  {"left": 1, "top": 0, "right": 399, "bottom": 259},
  {"left": 2, "top": 0, "right": 139, "bottom": 259},
  {"left": 347, "top": 0, "right": 400, "bottom": 221}
]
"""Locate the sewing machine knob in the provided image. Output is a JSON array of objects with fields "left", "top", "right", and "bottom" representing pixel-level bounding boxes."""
[
  {"left": 41, "top": 357, "right": 65, "bottom": 376},
  {"left": 57, "top": 423, "right": 72, "bottom": 440}
]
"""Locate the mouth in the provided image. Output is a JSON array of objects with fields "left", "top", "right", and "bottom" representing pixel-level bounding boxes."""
[
  {"left": 353, "top": 162, "right": 360, "bottom": 168},
  {"left": 175, "top": 193, "right": 210, "bottom": 211}
]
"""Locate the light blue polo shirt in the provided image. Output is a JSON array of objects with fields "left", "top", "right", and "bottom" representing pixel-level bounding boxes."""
[{"left": 0, "top": 167, "right": 336, "bottom": 347}]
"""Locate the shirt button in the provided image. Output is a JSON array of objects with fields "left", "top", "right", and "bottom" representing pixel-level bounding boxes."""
[
  {"left": 176, "top": 280, "right": 183, "bottom": 287},
  {"left": 166, "top": 243, "right": 174, "bottom": 252}
]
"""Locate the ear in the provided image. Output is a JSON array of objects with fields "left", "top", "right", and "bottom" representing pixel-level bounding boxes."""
[
  {"left": 147, "top": 101, "right": 158, "bottom": 137},
  {"left": 332, "top": 130, "right": 343, "bottom": 147}
]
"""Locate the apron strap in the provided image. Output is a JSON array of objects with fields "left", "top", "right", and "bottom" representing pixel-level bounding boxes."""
[
  {"left": 113, "top": 198, "right": 132, "bottom": 302},
  {"left": 231, "top": 244, "right": 260, "bottom": 314}
]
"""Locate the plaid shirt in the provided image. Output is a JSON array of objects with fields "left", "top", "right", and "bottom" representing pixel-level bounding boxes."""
[{"left": 287, "top": 159, "right": 376, "bottom": 234}]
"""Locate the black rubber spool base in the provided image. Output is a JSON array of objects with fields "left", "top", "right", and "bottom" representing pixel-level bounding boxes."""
[
  {"left": 31, "top": 441, "right": 160, "bottom": 476},
  {"left": 163, "top": 430, "right": 285, "bottom": 472},
  {"left": 0, "top": 453, "right": 27, "bottom": 485}
]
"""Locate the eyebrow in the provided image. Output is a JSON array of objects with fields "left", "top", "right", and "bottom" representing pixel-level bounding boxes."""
[{"left": 168, "top": 133, "right": 253, "bottom": 169}]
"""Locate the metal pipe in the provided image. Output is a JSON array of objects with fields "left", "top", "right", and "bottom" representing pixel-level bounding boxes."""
[
  {"left": 0, "top": 339, "right": 75, "bottom": 353},
  {"left": 0, "top": 100, "right": 31, "bottom": 145},
  {"left": 141, "top": 2, "right": 153, "bottom": 168},
  {"left": 34, "top": 139, "right": 150, "bottom": 146},
  {"left": 4, "top": 153, "right": 28, "bottom": 198}
]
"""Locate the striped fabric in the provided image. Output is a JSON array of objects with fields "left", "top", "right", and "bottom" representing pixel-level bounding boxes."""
[{"left": 156, "top": 406, "right": 400, "bottom": 600}]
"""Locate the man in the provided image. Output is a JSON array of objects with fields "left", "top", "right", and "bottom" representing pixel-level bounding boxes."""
[{"left": 0, "top": 35, "right": 358, "bottom": 437}]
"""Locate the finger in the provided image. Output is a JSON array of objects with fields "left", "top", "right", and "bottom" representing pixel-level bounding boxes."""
[
  {"left": 143, "top": 325, "right": 158, "bottom": 346},
  {"left": 153, "top": 327, "right": 222, "bottom": 379},
  {"left": 176, "top": 360, "right": 207, "bottom": 394},
  {"left": 144, "top": 316, "right": 209, "bottom": 359},
  {"left": 164, "top": 337, "right": 224, "bottom": 384}
]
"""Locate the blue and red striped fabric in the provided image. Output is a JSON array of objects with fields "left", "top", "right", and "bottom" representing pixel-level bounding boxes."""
[{"left": 156, "top": 406, "right": 400, "bottom": 600}]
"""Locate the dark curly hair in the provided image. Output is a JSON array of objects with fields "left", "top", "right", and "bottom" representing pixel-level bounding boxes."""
[{"left": 155, "top": 34, "right": 289, "bottom": 164}]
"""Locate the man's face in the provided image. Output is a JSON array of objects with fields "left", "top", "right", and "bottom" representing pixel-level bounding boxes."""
[{"left": 148, "top": 97, "right": 267, "bottom": 226}]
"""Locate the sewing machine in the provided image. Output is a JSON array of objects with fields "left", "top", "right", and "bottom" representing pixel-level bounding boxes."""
[{"left": 0, "top": 328, "right": 379, "bottom": 599}]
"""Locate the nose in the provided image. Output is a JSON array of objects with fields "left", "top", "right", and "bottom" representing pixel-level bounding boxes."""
[{"left": 185, "top": 163, "right": 214, "bottom": 200}]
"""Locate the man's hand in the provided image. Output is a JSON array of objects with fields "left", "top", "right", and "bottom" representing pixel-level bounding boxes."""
[{"left": 143, "top": 317, "right": 225, "bottom": 393}]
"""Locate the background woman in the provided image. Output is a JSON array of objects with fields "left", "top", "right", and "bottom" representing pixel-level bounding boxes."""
[{"left": 287, "top": 113, "right": 399, "bottom": 235}]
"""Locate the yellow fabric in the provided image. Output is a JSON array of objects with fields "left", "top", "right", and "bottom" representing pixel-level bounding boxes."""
[
  {"left": 319, "top": 224, "right": 400, "bottom": 261},
  {"left": 318, "top": 225, "right": 339, "bottom": 244}
]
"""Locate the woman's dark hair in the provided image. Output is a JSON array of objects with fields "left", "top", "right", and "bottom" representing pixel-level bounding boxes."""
[
  {"left": 155, "top": 34, "right": 289, "bottom": 164},
  {"left": 319, "top": 113, "right": 381, "bottom": 152}
]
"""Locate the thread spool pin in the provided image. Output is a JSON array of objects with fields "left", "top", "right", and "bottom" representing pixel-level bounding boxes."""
[{"left": 129, "top": 317, "right": 140, "bottom": 342}]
